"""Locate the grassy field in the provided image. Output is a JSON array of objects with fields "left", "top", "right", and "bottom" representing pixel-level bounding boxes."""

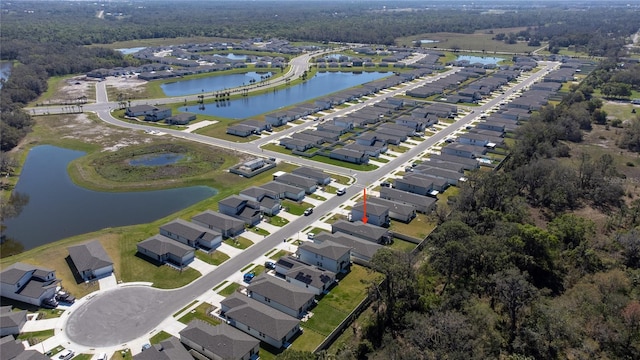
[
  {"left": 16, "top": 329, "right": 55, "bottom": 344},
  {"left": 396, "top": 27, "right": 541, "bottom": 54},
  {"left": 218, "top": 282, "right": 241, "bottom": 296},
  {"left": 149, "top": 331, "right": 173, "bottom": 345},
  {"left": 224, "top": 236, "right": 254, "bottom": 249},
  {"left": 195, "top": 250, "right": 230, "bottom": 266}
]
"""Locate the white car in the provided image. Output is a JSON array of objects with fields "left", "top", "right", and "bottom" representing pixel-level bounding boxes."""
[
  {"left": 58, "top": 349, "right": 75, "bottom": 360},
  {"left": 97, "top": 353, "right": 108, "bottom": 360}
]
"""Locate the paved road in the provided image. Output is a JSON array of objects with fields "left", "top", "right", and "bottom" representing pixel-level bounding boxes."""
[{"left": 61, "top": 55, "right": 559, "bottom": 347}]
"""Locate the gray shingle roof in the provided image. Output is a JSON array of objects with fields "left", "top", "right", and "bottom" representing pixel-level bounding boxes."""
[
  {"left": 67, "top": 240, "right": 113, "bottom": 273},
  {"left": 191, "top": 210, "right": 245, "bottom": 231},
  {"left": 315, "top": 232, "right": 382, "bottom": 260},
  {"left": 247, "top": 274, "right": 315, "bottom": 311},
  {"left": 179, "top": 321, "right": 258, "bottom": 360},
  {"left": 160, "top": 219, "right": 220, "bottom": 243},
  {"left": 133, "top": 336, "right": 191, "bottom": 360},
  {"left": 298, "top": 241, "right": 350, "bottom": 261},
  {"left": 221, "top": 293, "right": 300, "bottom": 340},
  {"left": 137, "top": 235, "right": 194, "bottom": 258},
  {"left": 352, "top": 201, "right": 389, "bottom": 217},
  {"left": 275, "top": 256, "right": 336, "bottom": 290},
  {"left": 0, "top": 263, "right": 52, "bottom": 285},
  {"left": 331, "top": 220, "right": 390, "bottom": 242}
]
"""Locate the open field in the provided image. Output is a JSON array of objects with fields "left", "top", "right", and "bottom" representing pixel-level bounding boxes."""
[{"left": 396, "top": 27, "right": 541, "bottom": 54}]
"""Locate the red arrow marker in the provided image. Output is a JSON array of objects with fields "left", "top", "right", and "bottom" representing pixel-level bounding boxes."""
[{"left": 362, "top": 188, "right": 368, "bottom": 224}]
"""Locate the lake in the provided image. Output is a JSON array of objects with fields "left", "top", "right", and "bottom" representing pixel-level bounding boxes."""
[
  {"left": 179, "top": 71, "right": 392, "bottom": 119},
  {"left": 2, "top": 146, "right": 217, "bottom": 250},
  {"left": 455, "top": 55, "right": 504, "bottom": 65},
  {"left": 116, "top": 47, "right": 147, "bottom": 55},
  {"left": 161, "top": 71, "right": 274, "bottom": 97}
]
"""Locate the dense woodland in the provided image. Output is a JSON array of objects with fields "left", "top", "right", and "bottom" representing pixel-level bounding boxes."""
[{"left": 2, "top": 2, "right": 640, "bottom": 358}]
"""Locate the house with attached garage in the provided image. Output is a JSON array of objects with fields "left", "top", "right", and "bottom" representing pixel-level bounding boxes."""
[
  {"left": 218, "top": 195, "right": 262, "bottom": 226},
  {"left": 297, "top": 241, "right": 351, "bottom": 274},
  {"left": 133, "top": 335, "right": 193, "bottom": 360},
  {"left": 159, "top": 218, "right": 222, "bottom": 252},
  {"left": 0, "top": 306, "right": 27, "bottom": 337},
  {"left": 350, "top": 201, "right": 391, "bottom": 227},
  {"left": 0, "top": 336, "right": 50, "bottom": 360},
  {"left": 239, "top": 186, "right": 281, "bottom": 216},
  {"left": 179, "top": 321, "right": 259, "bottom": 360},
  {"left": 329, "top": 148, "right": 369, "bottom": 165},
  {"left": 279, "top": 137, "right": 314, "bottom": 152},
  {"left": 368, "top": 197, "right": 416, "bottom": 223},
  {"left": 165, "top": 113, "right": 196, "bottom": 125},
  {"left": 191, "top": 210, "right": 245, "bottom": 239},
  {"left": 428, "top": 153, "right": 480, "bottom": 171},
  {"left": 67, "top": 240, "right": 114, "bottom": 282},
  {"left": 0, "top": 263, "right": 60, "bottom": 308},
  {"left": 136, "top": 235, "right": 195, "bottom": 268},
  {"left": 247, "top": 274, "right": 316, "bottom": 318},
  {"left": 274, "top": 173, "right": 317, "bottom": 194},
  {"left": 331, "top": 220, "right": 392, "bottom": 245},
  {"left": 275, "top": 256, "right": 337, "bottom": 295},
  {"left": 260, "top": 181, "right": 306, "bottom": 202},
  {"left": 291, "top": 166, "right": 332, "bottom": 186},
  {"left": 227, "top": 124, "right": 258, "bottom": 137},
  {"left": 220, "top": 292, "right": 301, "bottom": 349},
  {"left": 379, "top": 187, "right": 437, "bottom": 214},
  {"left": 394, "top": 175, "right": 435, "bottom": 196},
  {"left": 442, "top": 143, "right": 487, "bottom": 159},
  {"left": 314, "top": 232, "right": 383, "bottom": 264}
]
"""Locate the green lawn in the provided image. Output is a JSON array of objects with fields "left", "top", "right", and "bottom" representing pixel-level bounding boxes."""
[
  {"left": 196, "top": 250, "right": 230, "bottom": 266},
  {"left": 389, "top": 213, "right": 437, "bottom": 240},
  {"left": 149, "top": 331, "right": 172, "bottom": 345},
  {"left": 389, "top": 238, "right": 418, "bottom": 252},
  {"left": 289, "top": 327, "right": 328, "bottom": 352},
  {"left": 173, "top": 300, "right": 199, "bottom": 317},
  {"left": 266, "top": 215, "right": 289, "bottom": 227},
  {"left": 219, "top": 282, "right": 241, "bottom": 296},
  {"left": 269, "top": 250, "right": 292, "bottom": 260},
  {"left": 17, "top": 329, "right": 55, "bottom": 344},
  {"left": 224, "top": 236, "right": 254, "bottom": 249},
  {"left": 282, "top": 200, "right": 314, "bottom": 216},
  {"left": 303, "top": 302, "right": 349, "bottom": 336},
  {"left": 71, "top": 355, "right": 93, "bottom": 360},
  {"left": 178, "top": 303, "right": 221, "bottom": 327}
]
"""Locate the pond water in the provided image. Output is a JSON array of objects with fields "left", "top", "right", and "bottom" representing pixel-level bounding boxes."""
[
  {"left": 129, "top": 153, "right": 185, "bottom": 166},
  {"left": 178, "top": 71, "right": 392, "bottom": 119},
  {"left": 2, "top": 146, "right": 217, "bottom": 250},
  {"left": 455, "top": 55, "right": 504, "bottom": 65},
  {"left": 0, "top": 62, "right": 12, "bottom": 88},
  {"left": 218, "top": 53, "right": 247, "bottom": 60},
  {"left": 420, "top": 39, "right": 439, "bottom": 44},
  {"left": 116, "top": 47, "right": 147, "bottom": 55},
  {"left": 161, "top": 71, "right": 274, "bottom": 97}
]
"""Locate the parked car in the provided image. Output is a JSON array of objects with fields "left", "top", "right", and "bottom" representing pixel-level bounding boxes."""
[
  {"left": 380, "top": 181, "right": 391, "bottom": 188},
  {"left": 243, "top": 272, "right": 255, "bottom": 282},
  {"left": 336, "top": 187, "right": 346, "bottom": 196},
  {"left": 303, "top": 208, "right": 313, "bottom": 216},
  {"left": 307, "top": 232, "right": 315, "bottom": 240},
  {"left": 141, "top": 343, "right": 152, "bottom": 351},
  {"left": 97, "top": 353, "right": 108, "bottom": 360},
  {"left": 58, "top": 349, "right": 75, "bottom": 360},
  {"left": 265, "top": 261, "right": 276, "bottom": 270}
]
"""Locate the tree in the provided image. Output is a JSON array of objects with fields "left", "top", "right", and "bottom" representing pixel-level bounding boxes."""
[
  {"left": 548, "top": 214, "right": 595, "bottom": 250},
  {"left": 616, "top": 229, "right": 640, "bottom": 268},
  {"left": 491, "top": 268, "right": 538, "bottom": 349}
]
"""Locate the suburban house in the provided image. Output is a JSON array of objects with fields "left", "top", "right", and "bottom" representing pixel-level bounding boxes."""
[
  {"left": 67, "top": 240, "right": 114, "bottom": 282},
  {"left": 273, "top": 173, "right": 317, "bottom": 194},
  {"left": 350, "top": 201, "right": 391, "bottom": 227},
  {"left": 441, "top": 143, "right": 487, "bottom": 159},
  {"left": 191, "top": 210, "right": 246, "bottom": 239},
  {"left": 218, "top": 195, "right": 262, "bottom": 226},
  {"left": 159, "top": 218, "right": 222, "bottom": 252},
  {"left": 179, "top": 321, "right": 259, "bottom": 360},
  {"left": 134, "top": 336, "right": 192, "bottom": 360},
  {"left": 228, "top": 124, "right": 258, "bottom": 137},
  {"left": 313, "top": 232, "right": 383, "bottom": 264},
  {"left": 165, "top": 113, "right": 196, "bottom": 125},
  {"left": 220, "top": 292, "right": 301, "bottom": 349},
  {"left": 394, "top": 175, "right": 435, "bottom": 196},
  {"left": 428, "top": 153, "right": 480, "bottom": 170},
  {"left": 297, "top": 241, "right": 351, "bottom": 274},
  {"left": 279, "top": 137, "right": 314, "bottom": 152},
  {"left": 275, "top": 256, "right": 337, "bottom": 295},
  {"left": 136, "top": 235, "right": 195, "bottom": 268},
  {"left": 291, "top": 167, "right": 332, "bottom": 186},
  {"left": 264, "top": 111, "right": 292, "bottom": 127},
  {"left": 0, "top": 263, "right": 60, "bottom": 308},
  {"left": 0, "top": 306, "right": 27, "bottom": 337},
  {"left": 411, "top": 167, "right": 466, "bottom": 187},
  {"left": 331, "top": 220, "right": 392, "bottom": 244},
  {"left": 247, "top": 274, "right": 316, "bottom": 318},
  {"left": 260, "top": 181, "right": 306, "bottom": 202},
  {"left": 0, "top": 336, "right": 50, "bottom": 360},
  {"left": 329, "top": 148, "right": 369, "bottom": 165},
  {"left": 379, "top": 187, "right": 437, "bottom": 214},
  {"left": 125, "top": 105, "right": 171, "bottom": 121},
  {"left": 368, "top": 197, "right": 416, "bottom": 223},
  {"left": 239, "top": 187, "right": 281, "bottom": 216}
]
